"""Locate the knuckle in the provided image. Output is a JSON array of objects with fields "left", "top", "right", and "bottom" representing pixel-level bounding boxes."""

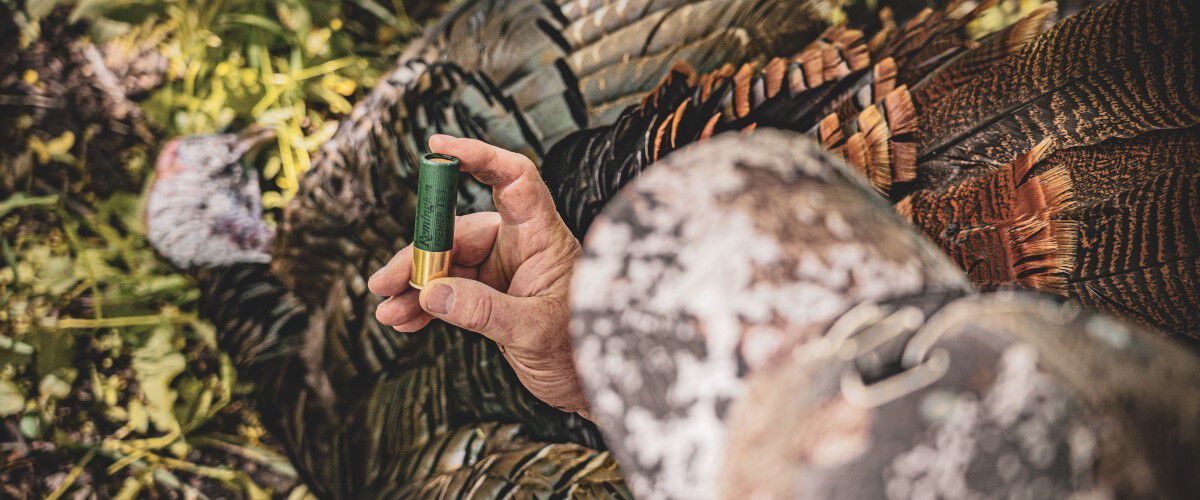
[{"left": 462, "top": 293, "right": 496, "bottom": 333}]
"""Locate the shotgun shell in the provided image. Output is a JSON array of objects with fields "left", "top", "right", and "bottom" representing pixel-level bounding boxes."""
[{"left": 410, "top": 152, "right": 460, "bottom": 289}]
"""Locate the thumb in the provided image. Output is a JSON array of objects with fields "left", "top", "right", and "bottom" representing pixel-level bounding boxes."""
[{"left": 418, "top": 277, "right": 528, "bottom": 345}]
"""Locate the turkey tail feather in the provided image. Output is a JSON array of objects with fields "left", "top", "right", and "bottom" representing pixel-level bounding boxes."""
[
  {"left": 903, "top": 139, "right": 1077, "bottom": 292},
  {"left": 916, "top": 0, "right": 1200, "bottom": 185},
  {"left": 1069, "top": 170, "right": 1200, "bottom": 338},
  {"left": 912, "top": 3, "right": 1057, "bottom": 113}
]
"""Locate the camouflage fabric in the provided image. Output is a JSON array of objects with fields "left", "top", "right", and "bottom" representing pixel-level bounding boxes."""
[{"left": 570, "top": 131, "right": 1200, "bottom": 499}]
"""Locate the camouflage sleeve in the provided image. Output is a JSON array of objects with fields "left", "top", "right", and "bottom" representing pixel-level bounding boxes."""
[{"left": 569, "top": 130, "right": 1200, "bottom": 498}]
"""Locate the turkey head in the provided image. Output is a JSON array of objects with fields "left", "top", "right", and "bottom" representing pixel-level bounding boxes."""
[{"left": 146, "top": 129, "right": 275, "bottom": 269}]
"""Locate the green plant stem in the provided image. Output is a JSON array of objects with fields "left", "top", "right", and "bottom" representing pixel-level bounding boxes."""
[
  {"left": 45, "top": 448, "right": 95, "bottom": 500},
  {"left": 56, "top": 314, "right": 185, "bottom": 329}
]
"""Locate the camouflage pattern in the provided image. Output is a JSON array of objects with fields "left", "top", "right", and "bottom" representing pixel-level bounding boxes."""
[{"left": 571, "top": 131, "right": 1200, "bottom": 499}]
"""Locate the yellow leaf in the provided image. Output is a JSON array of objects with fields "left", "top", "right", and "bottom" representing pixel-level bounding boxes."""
[
  {"left": 27, "top": 136, "right": 49, "bottom": 164},
  {"left": 0, "top": 380, "right": 25, "bottom": 416},
  {"left": 45, "top": 131, "right": 75, "bottom": 157},
  {"left": 128, "top": 399, "right": 148, "bottom": 433},
  {"left": 132, "top": 326, "right": 185, "bottom": 433},
  {"left": 262, "top": 155, "right": 281, "bottom": 180},
  {"left": 261, "top": 191, "right": 285, "bottom": 209}
]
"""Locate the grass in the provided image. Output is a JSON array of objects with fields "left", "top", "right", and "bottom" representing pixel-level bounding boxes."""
[{"left": 0, "top": 0, "right": 446, "bottom": 496}]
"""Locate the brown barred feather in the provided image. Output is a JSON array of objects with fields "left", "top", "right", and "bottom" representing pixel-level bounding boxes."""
[
  {"left": 916, "top": 0, "right": 1200, "bottom": 186},
  {"left": 1037, "top": 126, "right": 1200, "bottom": 210},
  {"left": 913, "top": 4, "right": 1057, "bottom": 111},
  {"left": 895, "top": 0, "right": 996, "bottom": 79},
  {"left": 1069, "top": 170, "right": 1200, "bottom": 338}
]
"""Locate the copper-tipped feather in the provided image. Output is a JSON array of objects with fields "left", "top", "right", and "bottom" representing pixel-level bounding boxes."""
[
  {"left": 844, "top": 133, "right": 870, "bottom": 180},
  {"left": 733, "top": 63, "right": 755, "bottom": 118},
  {"left": 827, "top": 86, "right": 917, "bottom": 195},
  {"left": 699, "top": 113, "right": 721, "bottom": 140},
  {"left": 1016, "top": 165, "right": 1073, "bottom": 217},
  {"left": 881, "top": 87, "right": 917, "bottom": 183},
  {"left": 856, "top": 106, "right": 894, "bottom": 193},
  {"left": 763, "top": 58, "right": 787, "bottom": 98},
  {"left": 1009, "top": 215, "right": 1077, "bottom": 294},
  {"left": 669, "top": 98, "right": 692, "bottom": 149},
  {"left": 868, "top": 7, "right": 897, "bottom": 54},
  {"left": 872, "top": 57, "right": 898, "bottom": 103},
  {"left": 835, "top": 29, "right": 871, "bottom": 70},
  {"left": 902, "top": 0, "right": 996, "bottom": 73},
  {"left": 543, "top": 0, "right": 1198, "bottom": 341},
  {"left": 699, "top": 63, "right": 735, "bottom": 102},
  {"left": 818, "top": 113, "right": 844, "bottom": 154},
  {"left": 901, "top": 138, "right": 1075, "bottom": 293},
  {"left": 652, "top": 115, "right": 673, "bottom": 161},
  {"left": 641, "top": 62, "right": 697, "bottom": 111},
  {"left": 894, "top": 195, "right": 914, "bottom": 220}
]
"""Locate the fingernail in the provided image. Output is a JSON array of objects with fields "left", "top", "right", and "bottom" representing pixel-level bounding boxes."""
[{"left": 425, "top": 284, "right": 454, "bottom": 315}]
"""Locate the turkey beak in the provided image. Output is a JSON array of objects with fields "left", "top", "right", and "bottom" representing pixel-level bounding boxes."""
[{"left": 233, "top": 126, "right": 277, "bottom": 158}]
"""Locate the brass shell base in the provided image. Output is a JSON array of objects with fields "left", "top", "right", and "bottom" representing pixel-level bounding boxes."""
[{"left": 410, "top": 248, "right": 451, "bottom": 289}]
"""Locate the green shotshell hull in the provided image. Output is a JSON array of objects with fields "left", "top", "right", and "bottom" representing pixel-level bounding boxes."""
[{"left": 413, "top": 153, "right": 460, "bottom": 252}]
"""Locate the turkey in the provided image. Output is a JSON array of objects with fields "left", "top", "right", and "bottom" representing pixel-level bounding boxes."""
[
  {"left": 543, "top": 0, "right": 1200, "bottom": 339},
  {"left": 146, "top": 0, "right": 838, "bottom": 497}
]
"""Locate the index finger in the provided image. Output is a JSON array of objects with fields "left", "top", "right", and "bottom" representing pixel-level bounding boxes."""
[{"left": 429, "top": 134, "right": 557, "bottom": 226}]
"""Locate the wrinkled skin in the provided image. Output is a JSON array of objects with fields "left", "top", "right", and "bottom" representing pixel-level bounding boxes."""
[{"left": 369, "top": 135, "right": 591, "bottom": 417}]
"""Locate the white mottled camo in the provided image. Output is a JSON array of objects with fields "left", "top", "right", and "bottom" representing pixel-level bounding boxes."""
[
  {"left": 571, "top": 131, "right": 966, "bottom": 498},
  {"left": 571, "top": 130, "right": 1200, "bottom": 499}
]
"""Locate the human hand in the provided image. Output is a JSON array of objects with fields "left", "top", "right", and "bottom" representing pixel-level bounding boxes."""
[{"left": 368, "top": 135, "right": 590, "bottom": 418}]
